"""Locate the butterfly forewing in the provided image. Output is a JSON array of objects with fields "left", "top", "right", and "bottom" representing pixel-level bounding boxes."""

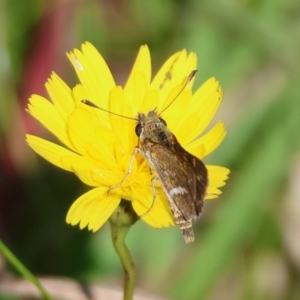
[{"left": 144, "top": 140, "right": 207, "bottom": 218}]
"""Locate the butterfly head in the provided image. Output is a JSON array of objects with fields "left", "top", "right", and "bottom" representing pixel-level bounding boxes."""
[{"left": 135, "top": 110, "right": 167, "bottom": 138}]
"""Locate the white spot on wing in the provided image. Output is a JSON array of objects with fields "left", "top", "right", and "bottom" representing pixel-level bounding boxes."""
[
  {"left": 74, "top": 57, "right": 83, "bottom": 71},
  {"left": 169, "top": 186, "right": 188, "bottom": 196}
]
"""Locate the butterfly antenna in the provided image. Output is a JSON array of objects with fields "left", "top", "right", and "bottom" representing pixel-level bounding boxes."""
[
  {"left": 82, "top": 100, "right": 137, "bottom": 121},
  {"left": 159, "top": 70, "right": 197, "bottom": 116}
]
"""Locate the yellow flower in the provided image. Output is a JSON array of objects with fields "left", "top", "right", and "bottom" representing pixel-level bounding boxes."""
[{"left": 26, "top": 42, "right": 229, "bottom": 232}]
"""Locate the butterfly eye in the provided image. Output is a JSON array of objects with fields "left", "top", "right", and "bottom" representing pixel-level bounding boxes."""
[
  {"left": 135, "top": 123, "right": 142, "bottom": 136},
  {"left": 159, "top": 118, "right": 167, "bottom": 126}
]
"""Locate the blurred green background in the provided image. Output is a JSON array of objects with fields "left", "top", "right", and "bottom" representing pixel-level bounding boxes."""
[{"left": 1, "top": 0, "right": 300, "bottom": 299}]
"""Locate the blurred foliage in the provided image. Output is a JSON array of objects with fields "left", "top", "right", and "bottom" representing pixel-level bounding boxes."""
[
  {"left": 0, "top": 239, "right": 51, "bottom": 299},
  {"left": 1, "top": 0, "right": 300, "bottom": 299}
]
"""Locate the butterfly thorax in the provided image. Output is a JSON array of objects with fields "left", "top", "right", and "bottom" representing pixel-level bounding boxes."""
[{"left": 137, "top": 110, "right": 175, "bottom": 150}]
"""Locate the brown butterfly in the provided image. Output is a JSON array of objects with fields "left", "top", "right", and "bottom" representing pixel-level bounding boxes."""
[{"left": 134, "top": 107, "right": 208, "bottom": 243}]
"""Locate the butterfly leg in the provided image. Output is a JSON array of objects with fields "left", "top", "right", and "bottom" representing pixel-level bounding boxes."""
[
  {"left": 139, "top": 176, "right": 159, "bottom": 217},
  {"left": 108, "top": 146, "right": 143, "bottom": 193}
]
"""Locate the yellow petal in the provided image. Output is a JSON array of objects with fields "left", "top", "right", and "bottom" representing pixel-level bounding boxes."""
[
  {"left": 185, "top": 77, "right": 223, "bottom": 138},
  {"left": 45, "top": 72, "right": 75, "bottom": 121},
  {"left": 125, "top": 45, "right": 151, "bottom": 87},
  {"left": 61, "top": 154, "right": 123, "bottom": 187},
  {"left": 139, "top": 89, "right": 159, "bottom": 114},
  {"left": 185, "top": 143, "right": 206, "bottom": 160},
  {"left": 92, "top": 167, "right": 124, "bottom": 187},
  {"left": 185, "top": 52, "right": 197, "bottom": 79},
  {"left": 123, "top": 45, "right": 151, "bottom": 112},
  {"left": 72, "top": 84, "right": 92, "bottom": 107},
  {"left": 131, "top": 186, "right": 175, "bottom": 228},
  {"left": 160, "top": 88, "right": 193, "bottom": 134},
  {"left": 67, "top": 42, "right": 115, "bottom": 110},
  {"left": 27, "top": 95, "right": 74, "bottom": 149},
  {"left": 151, "top": 50, "right": 188, "bottom": 109},
  {"left": 173, "top": 112, "right": 199, "bottom": 146},
  {"left": 142, "top": 201, "right": 175, "bottom": 228},
  {"left": 86, "top": 130, "right": 119, "bottom": 170},
  {"left": 185, "top": 121, "right": 226, "bottom": 158},
  {"left": 66, "top": 157, "right": 103, "bottom": 187},
  {"left": 124, "top": 71, "right": 149, "bottom": 113},
  {"left": 26, "top": 135, "right": 79, "bottom": 171},
  {"left": 67, "top": 106, "right": 117, "bottom": 161},
  {"left": 154, "top": 52, "right": 197, "bottom": 114},
  {"left": 206, "top": 165, "right": 230, "bottom": 200},
  {"left": 72, "top": 84, "right": 114, "bottom": 130},
  {"left": 108, "top": 87, "right": 137, "bottom": 152},
  {"left": 66, "top": 186, "right": 121, "bottom": 231}
]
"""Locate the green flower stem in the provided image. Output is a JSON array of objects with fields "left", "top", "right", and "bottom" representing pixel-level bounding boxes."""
[{"left": 109, "top": 200, "right": 138, "bottom": 300}]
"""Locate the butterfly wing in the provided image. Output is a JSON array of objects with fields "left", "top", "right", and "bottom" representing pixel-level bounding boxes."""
[{"left": 143, "top": 139, "right": 208, "bottom": 220}]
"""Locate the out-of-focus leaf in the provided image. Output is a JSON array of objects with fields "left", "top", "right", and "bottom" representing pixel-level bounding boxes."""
[{"left": 0, "top": 239, "right": 52, "bottom": 300}]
